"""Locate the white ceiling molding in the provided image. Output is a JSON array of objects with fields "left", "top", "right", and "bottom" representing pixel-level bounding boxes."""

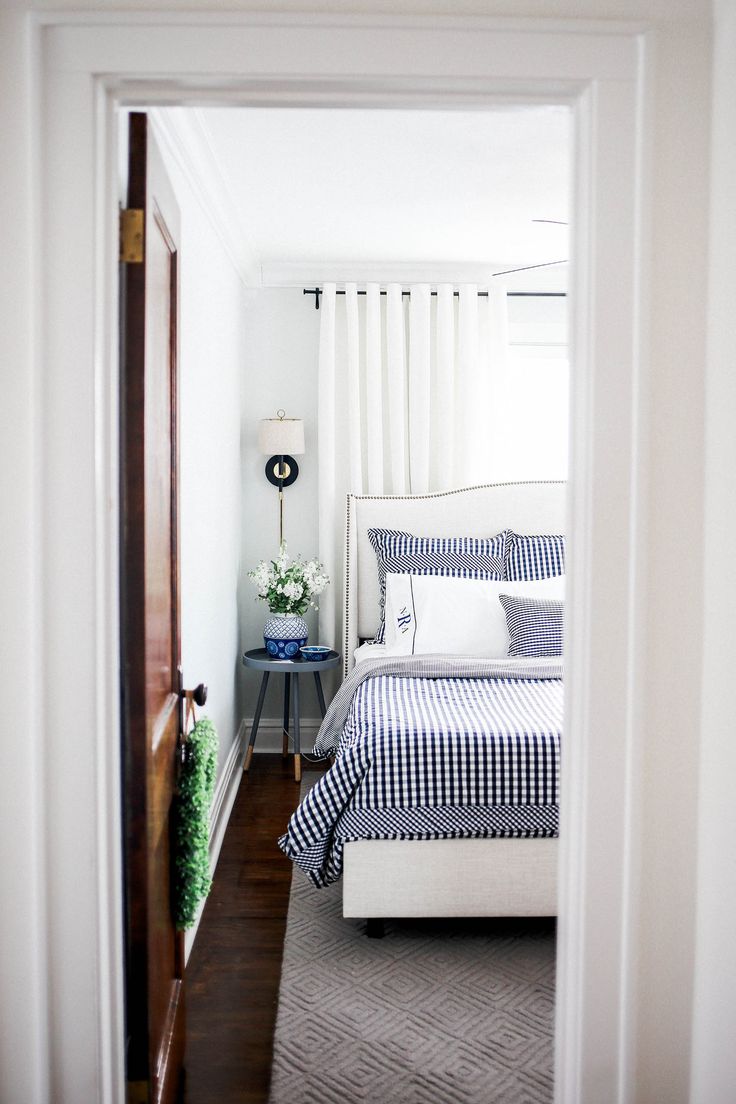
[
  {"left": 149, "top": 107, "right": 261, "bottom": 287},
  {"left": 262, "top": 260, "right": 568, "bottom": 292}
]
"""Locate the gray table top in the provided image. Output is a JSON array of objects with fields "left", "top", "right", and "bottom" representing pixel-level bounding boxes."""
[{"left": 242, "top": 647, "right": 341, "bottom": 673}]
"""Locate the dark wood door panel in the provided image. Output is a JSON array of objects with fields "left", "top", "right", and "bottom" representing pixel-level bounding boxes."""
[{"left": 122, "top": 111, "right": 185, "bottom": 1104}]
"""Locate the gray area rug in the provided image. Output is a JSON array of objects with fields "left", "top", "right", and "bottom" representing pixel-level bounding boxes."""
[{"left": 269, "top": 776, "right": 555, "bottom": 1104}]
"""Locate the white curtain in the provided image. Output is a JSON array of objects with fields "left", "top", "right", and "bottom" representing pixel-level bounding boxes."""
[{"left": 317, "top": 282, "right": 509, "bottom": 648}]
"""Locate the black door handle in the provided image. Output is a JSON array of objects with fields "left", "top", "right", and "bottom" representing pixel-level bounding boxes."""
[{"left": 182, "top": 683, "right": 208, "bottom": 707}]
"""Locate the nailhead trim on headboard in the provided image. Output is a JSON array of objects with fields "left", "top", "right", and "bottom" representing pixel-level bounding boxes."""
[{"left": 343, "top": 493, "right": 352, "bottom": 679}]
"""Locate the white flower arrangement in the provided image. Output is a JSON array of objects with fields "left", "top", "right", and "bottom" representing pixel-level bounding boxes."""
[{"left": 248, "top": 543, "right": 329, "bottom": 616}]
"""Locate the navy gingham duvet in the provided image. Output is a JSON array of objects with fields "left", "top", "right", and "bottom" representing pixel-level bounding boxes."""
[{"left": 278, "top": 655, "right": 563, "bottom": 886}]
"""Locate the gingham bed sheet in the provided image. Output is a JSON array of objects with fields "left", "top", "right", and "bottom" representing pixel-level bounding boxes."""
[{"left": 279, "top": 657, "right": 563, "bottom": 886}]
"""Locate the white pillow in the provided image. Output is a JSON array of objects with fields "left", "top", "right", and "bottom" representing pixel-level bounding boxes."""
[
  {"left": 353, "top": 641, "right": 390, "bottom": 665},
  {"left": 383, "top": 572, "right": 566, "bottom": 657}
]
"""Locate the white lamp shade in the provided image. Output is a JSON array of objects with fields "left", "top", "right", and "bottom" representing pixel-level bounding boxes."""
[{"left": 257, "top": 415, "right": 305, "bottom": 456}]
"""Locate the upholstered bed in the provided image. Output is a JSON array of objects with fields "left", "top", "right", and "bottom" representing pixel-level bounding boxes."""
[{"left": 280, "top": 480, "right": 566, "bottom": 926}]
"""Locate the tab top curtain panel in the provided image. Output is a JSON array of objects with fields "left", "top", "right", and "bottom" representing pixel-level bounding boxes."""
[{"left": 317, "top": 282, "right": 509, "bottom": 649}]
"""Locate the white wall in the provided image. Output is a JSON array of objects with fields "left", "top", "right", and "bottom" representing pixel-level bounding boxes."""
[
  {"left": 690, "top": 2, "right": 736, "bottom": 1100},
  {"left": 0, "top": 11, "right": 48, "bottom": 1102},
  {"left": 631, "top": 18, "right": 711, "bottom": 1099},
  {"left": 238, "top": 288, "right": 325, "bottom": 725},
  {"left": 157, "top": 132, "right": 246, "bottom": 778}
]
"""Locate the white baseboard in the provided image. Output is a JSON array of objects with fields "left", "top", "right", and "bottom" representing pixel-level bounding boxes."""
[{"left": 184, "top": 719, "right": 247, "bottom": 964}]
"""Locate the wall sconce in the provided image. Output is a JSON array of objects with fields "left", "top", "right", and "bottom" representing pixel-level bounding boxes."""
[{"left": 257, "top": 409, "right": 305, "bottom": 548}]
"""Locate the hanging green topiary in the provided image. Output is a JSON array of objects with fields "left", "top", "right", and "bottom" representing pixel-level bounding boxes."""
[{"left": 173, "top": 716, "right": 219, "bottom": 929}]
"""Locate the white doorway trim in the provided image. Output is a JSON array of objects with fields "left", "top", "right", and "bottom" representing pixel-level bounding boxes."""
[{"left": 37, "top": 15, "right": 649, "bottom": 1103}]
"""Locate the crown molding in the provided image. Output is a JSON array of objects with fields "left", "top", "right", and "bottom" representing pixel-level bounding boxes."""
[{"left": 149, "top": 107, "right": 261, "bottom": 288}]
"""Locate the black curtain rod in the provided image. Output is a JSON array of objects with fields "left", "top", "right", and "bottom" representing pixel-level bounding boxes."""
[{"left": 303, "top": 287, "right": 566, "bottom": 310}]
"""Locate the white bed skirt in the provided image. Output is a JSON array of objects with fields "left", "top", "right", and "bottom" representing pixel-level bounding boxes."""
[{"left": 342, "top": 837, "right": 558, "bottom": 918}]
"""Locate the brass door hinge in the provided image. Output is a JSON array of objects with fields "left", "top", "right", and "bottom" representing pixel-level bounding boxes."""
[
  {"left": 127, "top": 1080, "right": 149, "bottom": 1104},
  {"left": 119, "top": 208, "right": 144, "bottom": 263}
]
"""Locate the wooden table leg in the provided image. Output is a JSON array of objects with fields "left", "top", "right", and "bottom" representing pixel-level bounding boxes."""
[
  {"left": 243, "top": 671, "right": 269, "bottom": 772},
  {"left": 292, "top": 673, "right": 301, "bottom": 783},
  {"left": 282, "top": 672, "right": 290, "bottom": 758}
]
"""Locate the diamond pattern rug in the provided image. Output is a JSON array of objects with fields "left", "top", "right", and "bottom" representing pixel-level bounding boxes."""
[{"left": 268, "top": 777, "right": 555, "bottom": 1103}]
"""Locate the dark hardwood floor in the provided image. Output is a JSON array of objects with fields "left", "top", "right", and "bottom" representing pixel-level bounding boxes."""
[{"left": 184, "top": 753, "right": 326, "bottom": 1104}]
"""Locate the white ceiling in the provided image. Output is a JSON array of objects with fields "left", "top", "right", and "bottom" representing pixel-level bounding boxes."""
[{"left": 159, "top": 104, "right": 570, "bottom": 286}]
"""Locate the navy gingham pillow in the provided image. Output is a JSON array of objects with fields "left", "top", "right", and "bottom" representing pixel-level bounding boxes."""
[
  {"left": 368, "top": 528, "right": 507, "bottom": 643},
  {"left": 499, "top": 594, "right": 564, "bottom": 657},
  {"left": 504, "top": 531, "right": 566, "bottom": 581}
]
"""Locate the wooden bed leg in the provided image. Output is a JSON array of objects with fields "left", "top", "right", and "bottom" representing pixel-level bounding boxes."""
[{"left": 366, "top": 918, "right": 385, "bottom": 939}]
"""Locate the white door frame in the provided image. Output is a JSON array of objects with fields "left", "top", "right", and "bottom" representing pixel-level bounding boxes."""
[{"left": 37, "top": 13, "right": 649, "bottom": 1102}]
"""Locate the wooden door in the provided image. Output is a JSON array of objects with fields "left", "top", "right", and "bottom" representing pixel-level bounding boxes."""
[{"left": 120, "top": 111, "right": 185, "bottom": 1104}]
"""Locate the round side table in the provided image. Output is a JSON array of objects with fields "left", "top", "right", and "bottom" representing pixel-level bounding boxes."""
[{"left": 241, "top": 648, "right": 341, "bottom": 782}]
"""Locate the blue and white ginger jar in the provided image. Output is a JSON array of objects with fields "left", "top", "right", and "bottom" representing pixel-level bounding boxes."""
[{"left": 264, "top": 612, "right": 308, "bottom": 659}]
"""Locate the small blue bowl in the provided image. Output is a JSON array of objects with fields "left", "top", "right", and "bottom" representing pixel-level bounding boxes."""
[{"left": 300, "top": 645, "right": 331, "bottom": 662}]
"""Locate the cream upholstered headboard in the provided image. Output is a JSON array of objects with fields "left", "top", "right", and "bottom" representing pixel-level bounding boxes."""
[{"left": 343, "top": 480, "right": 567, "bottom": 675}]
